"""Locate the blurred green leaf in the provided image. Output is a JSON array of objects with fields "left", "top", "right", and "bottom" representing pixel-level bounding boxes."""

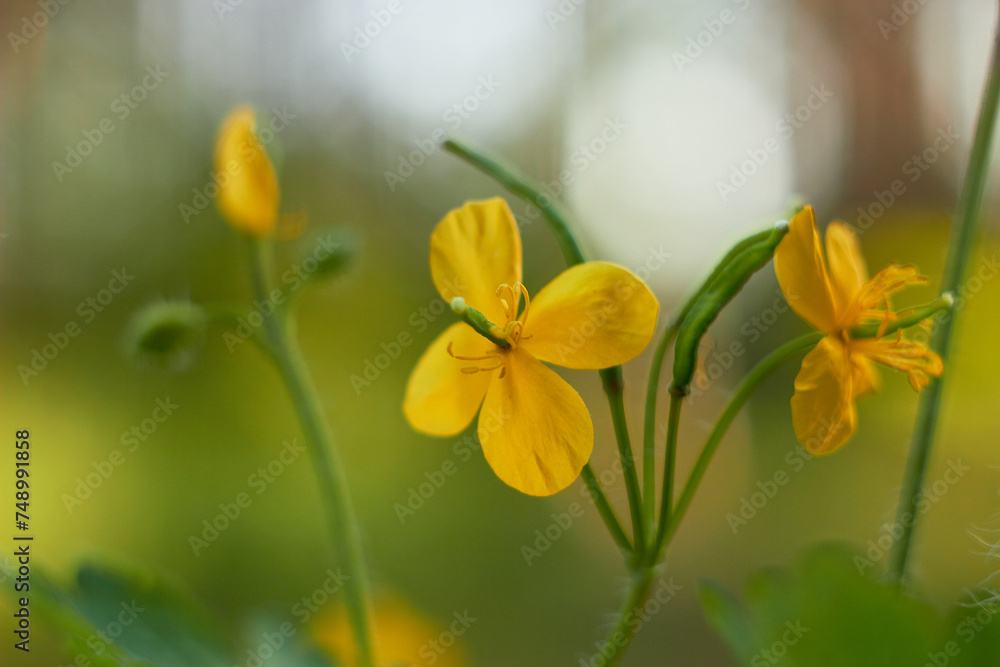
[
  {"left": 698, "top": 578, "right": 755, "bottom": 663},
  {"left": 700, "top": 543, "right": 951, "bottom": 666},
  {"left": 69, "top": 562, "right": 233, "bottom": 667}
]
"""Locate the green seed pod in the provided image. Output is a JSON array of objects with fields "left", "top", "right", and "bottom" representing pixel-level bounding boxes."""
[
  {"left": 124, "top": 300, "right": 207, "bottom": 370},
  {"left": 670, "top": 221, "right": 790, "bottom": 395},
  {"left": 306, "top": 229, "right": 357, "bottom": 280}
]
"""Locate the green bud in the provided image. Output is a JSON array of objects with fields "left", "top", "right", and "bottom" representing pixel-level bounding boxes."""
[
  {"left": 303, "top": 229, "right": 357, "bottom": 281},
  {"left": 124, "top": 300, "right": 207, "bottom": 370},
  {"left": 671, "top": 221, "right": 790, "bottom": 395}
]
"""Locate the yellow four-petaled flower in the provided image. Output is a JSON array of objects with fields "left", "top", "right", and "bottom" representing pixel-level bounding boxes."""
[
  {"left": 773, "top": 206, "right": 943, "bottom": 454},
  {"left": 404, "top": 198, "right": 658, "bottom": 496}
]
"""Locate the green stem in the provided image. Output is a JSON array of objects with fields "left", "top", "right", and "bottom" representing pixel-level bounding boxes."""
[
  {"left": 589, "top": 567, "right": 657, "bottom": 667},
  {"left": 582, "top": 463, "right": 633, "bottom": 554},
  {"left": 888, "top": 8, "right": 1000, "bottom": 582},
  {"left": 601, "top": 365, "right": 646, "bottom": 557},
  {"left": 654, "top": 333, "right": 823, "bottom": 559},
  {"left": 653, "top": 392, "right": 683, "bottom": 562},
  {"left": 249, "top": 239, "right": 375, "bottom": 667},
  {"left": 642, "top": 323, "right": 678, "bottom": 537}
]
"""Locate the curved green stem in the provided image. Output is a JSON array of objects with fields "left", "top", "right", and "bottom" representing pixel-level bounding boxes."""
[
  {"left": 249, "top": 239, "right": 375, "bottom": 667},
  {"left": 888, "top": 8, "right": 1000, "bottom": 582},
  {"left": 589, "top": 567, "right": 657, "bottom": 667},
  {"left": 582, "top": 463, "right": 633, "bottom": 555},
  {"left": 654, "top": 333, "right": 823, "bottom": 560}
]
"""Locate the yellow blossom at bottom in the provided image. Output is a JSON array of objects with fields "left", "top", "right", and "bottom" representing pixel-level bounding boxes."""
[{"left": 311, "top": 596, "right": 467, "bottom": 667}]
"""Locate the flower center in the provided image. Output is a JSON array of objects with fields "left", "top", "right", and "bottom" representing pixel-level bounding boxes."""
[
  {"left": 840, "top": 264, "right": 927, "bottom": 332},
  {"left": 447, "top": 282, "right": 533, "bottom": 377}
]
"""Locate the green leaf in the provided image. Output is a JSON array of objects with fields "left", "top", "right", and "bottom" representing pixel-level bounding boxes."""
[
  {"left": 700, "top": 543, "right": 949, "bottom": 666},
  {"left": 698, "top": 578, "right": 755, "bottom": 662},
  {"left": 68, "top": 562, "right": 233, "bottom": 667}
]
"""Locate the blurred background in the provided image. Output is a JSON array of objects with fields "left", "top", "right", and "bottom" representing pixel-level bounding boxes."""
[{"left": 2, "top": 0, "right": 1000, "bottom": 664}]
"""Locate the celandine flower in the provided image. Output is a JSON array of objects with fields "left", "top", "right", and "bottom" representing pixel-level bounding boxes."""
[
  {"left": 214, "top": 106, "right": 279, "bottom": 237},
  {"left": 773, "top": 206, "right": 943, "bottom": 454},
  {"left": 404, "top": 198, "right": 658, "bottom": 496}
]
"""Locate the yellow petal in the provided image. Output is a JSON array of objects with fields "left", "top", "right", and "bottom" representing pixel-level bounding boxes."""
[
  {"left": 214, "top": 107, "right": 280, "bottom": 237},
  {"left": 825, "top": 222, "right": 869, "bottom": 318},
  {"left": 849, "top": 350, "right": 881, "bottom": 398},
  {"left": 403, "top": 323, "right": 493, "bottom": 437},
  {"left": 520, "top": 262, "right": 659, "bottom": 369},
  {"left": 479, "top": 348, "right": 592, "bottom": 496},
  {"left": 790, "top": 336, "right": 857, "bottom": 454},
  {"left": 773, "top": 206, "right": 838, "bottom": 333},
  {"left": 312, "top": 595, "right": 467, "bottom": 667},
  {"left": 430, "top": 198, "right": 522, "bottom": 325}
]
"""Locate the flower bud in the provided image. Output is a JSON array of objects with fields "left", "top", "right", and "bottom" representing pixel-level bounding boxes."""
[
  {"left": 124, "top": 300, "right": 207, "bottom": 370},
  {"left": 214, "top": 106, "right": 280, "bottom": 237}
]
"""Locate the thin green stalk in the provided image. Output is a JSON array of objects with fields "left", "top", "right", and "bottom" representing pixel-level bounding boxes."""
[
  {"left": 582, "top": 463, "right": 633, "bottom": 554},
  {"left": 589, "top": 567, "right": 657, "bottom": 667},
  {"left": 888, "top": 7, "right": 1000, "bottom": 582},
  {"left": 601, "top": 365, "right": 646, "bottom": 556},
  {"left": 249, "top": 239, "right": 375, "bottom": 667},
  {"left": 654, "top": 333, "right": 824, "bottom": 560},
  {"left": 642, "top": 322, "right": 678, "bottom": 536},
  {"left": 653, "top": 392, "right": 684, "bottom": 561}
]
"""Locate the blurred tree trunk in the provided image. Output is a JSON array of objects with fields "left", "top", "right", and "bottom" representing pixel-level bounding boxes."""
[{"left": 796, "top": 0, "right": 949, "bottom": 207}]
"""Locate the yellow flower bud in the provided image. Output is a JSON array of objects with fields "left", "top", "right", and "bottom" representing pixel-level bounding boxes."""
[{"left": 214, "top": 106, "right": 279, "bottom": 237}]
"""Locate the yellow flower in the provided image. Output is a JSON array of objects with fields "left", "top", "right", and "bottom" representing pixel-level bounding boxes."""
[
  {"left": 214, "top": 106, "right": 279, "bottom": 237},
  {"left": 312, "top": 596, "right": 467, "bottom": 667},
  {"left": 773, "top": 206, "right": 943, "bottom": 454},
  {"left": 403, "top": 198, "right": 658, "bottom": 496}
]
